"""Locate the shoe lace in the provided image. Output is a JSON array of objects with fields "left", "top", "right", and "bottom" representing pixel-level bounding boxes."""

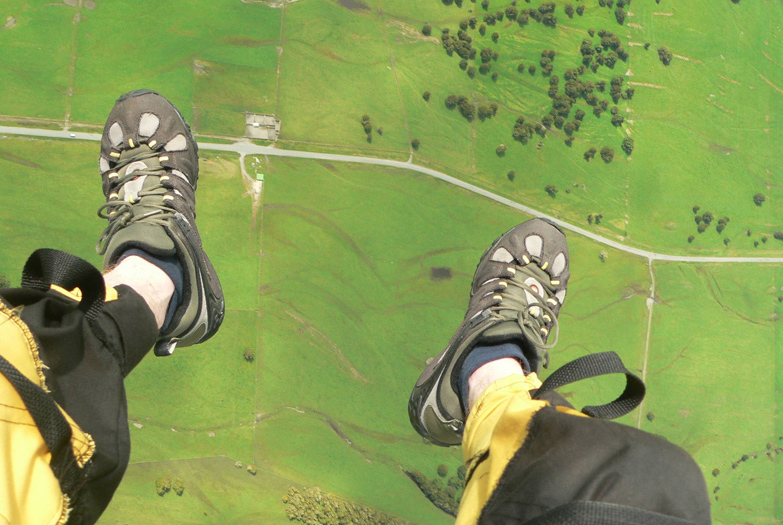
[
  {"left": 490, "top": 265, "right": 560, "bottom": 353},
  {"left": 96, "top": 149, "right": 176, "bottom": 255}
]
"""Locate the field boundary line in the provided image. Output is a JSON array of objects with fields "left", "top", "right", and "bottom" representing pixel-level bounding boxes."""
[{"left": 2, "top": 125, "right": 783, "bottom": 264}]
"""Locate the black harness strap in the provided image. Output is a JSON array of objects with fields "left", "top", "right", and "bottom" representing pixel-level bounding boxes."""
[{"left": 532, "top": 351, "right": 646, "bottom": 419}]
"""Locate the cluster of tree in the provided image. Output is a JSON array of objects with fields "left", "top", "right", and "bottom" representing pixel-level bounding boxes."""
[
  {"left": 658, "top": 46, "right": 673, "bottom": 66},
  {"left": 478, "top": 102, "right": 499, "bottom": 120},
  {"left": 610, "top": 106, "right": 624, "bottom": 126},
  {"left": 441, "top": 28, "right": 475, "bottom": 61},
  {"left": 621, "top": 137, "right": 634, "bottom": 155},
  {"left": 615, "top": 7, "right": 626, "bottom": 24},
  {"left": 539, "top": 49, "right": 556, "bottom": 75},
  {"left": 753, "top": 193, "right": 766, "bottom": 206},
  {"left": 516, "top": 5, "right": 557, "bottom": 27},
  {"left": 512, "top": 116, "right": 545, "bottom": 144},
  {"left": 155, "top": 476, "right": 184, "bottom": 497},
  {"left": 459, "top": 17, "right": 477, "bottom": 31},
  {"left": 284, "top": 486, "right": 410, "bottom": 525},
  {"left": 587, "top": 214, "right": 604, "bottom": 225},
  {"left": 361, "top": 115, "right": 374, "bottom": 142},
  {"left": 715, "top": 216, "right": 730, "bottom": 234},
  {"left": 608, "top": 75, "right": 633, "bottom": 103},
  {"left": 601, "top": 146, "right": 615, "bottom": 163},
  {"left": 445, "top": 94, "right": 475, "bottom": 121},
  {"left": 406, "top": 468, "right": 464, "bottom": 517}
]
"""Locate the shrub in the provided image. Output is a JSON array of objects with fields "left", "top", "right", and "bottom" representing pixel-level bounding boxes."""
[
  {"left": 411, "top": 138, "right": 420, "bottom": 150},
  {"left": 438, "top": 464, "right": 449, "bottom": 477},
  {"left": 172, "top": 477, "right": 185, "bottom": 496},
  {"left": 422, "top": 24, "right": 432, "bottom": 36},
  {"left": 496, "top": 144, "right": 507, "bottom": 156},
  {"left": 754, "top": 193, "right": 766, "bottom": 206},
  {"left": 155, "top": 477, "right": 171, "bottom": 496},
  {"left": 658, "top": 46, "right": 673, "bottom": 65},
  {"left": 422, "top": 91, "right": 431, "bottom": 101},
  {"left": 600, "top": 146, "right": 614, "bottom": 163},
  {"left": 507, "top": 170, "right": 516, "bottom": 181}
]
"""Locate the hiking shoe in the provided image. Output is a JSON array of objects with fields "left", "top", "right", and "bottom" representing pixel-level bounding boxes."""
[
  {"left": 96, "top": 89, "right": 224, "bottom": 356},
  {"left": 408, "top": 218, "right": 570, "bottom": 446}
]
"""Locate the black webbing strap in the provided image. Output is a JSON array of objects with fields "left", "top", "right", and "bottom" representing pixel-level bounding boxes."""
[
  {"left": 522, "top": 500, "right": 698, "bottom": 525},
  {"left": 21, "top": 249, "right": 106, "bottom": 323},
  {"left": 532, "top": 351, "right": 645, "bottom": 419},
  {"left": 0, "top": 353, "right": 82, "bottom": 498}
]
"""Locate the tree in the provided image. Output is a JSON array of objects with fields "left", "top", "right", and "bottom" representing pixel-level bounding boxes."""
[
  {"left": 517, "top": 62, "right": 526, "bottom": 73},
  {"left": 564, "top": 4, "right": 574, "bottom": 18},
  {"left": 554, "top": 115, "right": 565, "bottom": 129},
  {"left": 564, "top": 121, "right": 576, "bottom": 135},
  {"left": 445, "top": 95, "right": 459, "bottom": 109},
  {"left": 492, "top": 32, "right": 500, "bottom": 42},
  {"left": 549, "top": 75, "right": 560, "bottom": 85},
  {"left": 172, "top": 477, "right": 185, "bottom": 496},
  {"left": 724, "top": 237, "right": 731, "bottom": 246},
  {"left": 496, "top": 144, "right": 507, "bottom": 156},
  {"left": 698, "top": 223, "right": 708, "bottom": 233},
  {"left": 411, "top": 138, "right": 420, "bottom": 150},
  {"left": 588, "top": 27, "right": 595, "bottom": 37},
  {"left": 422, "top": 24, "right": 432, "bottom": 36},
  {"left": 621, "top": 137, "right": 634, "bottom": 155},
  {"left": 528, "top": 65, "right": 537, "bottom": 75},
  {"left": 437, "top": 464, "right": 449, "bottom": 478},
  {"left": 517, "top": 11, "right": 530, "bottom": 26},
  {"left": 658, "top": 46, "right": 673, "bottom": 65},
  {"left": 615, "top": 7, "right": 626, "bottom": 24},
  {"left": 467, "top": 66, "right": 476, "bottom": 78},
  {"left": 481, "top": 0, "right": 489, "bottom": 9},
  {"left": 541, "top": 12, "right": 557, "bottom": 27},
  {"left": 584, "top": 147, "right": 597, "bottom": 161},
  {"left": 459, "top": 59, "right": 468, "bottom": 70},
  {"left": 692, "top": 205, "right": 701, "bottom": 214},
  {"left": 600, "top": 146, "right": 614, "bottom": 163},
  {"left": 754, "top": 193, "right": 766, "bottom": 206},
  {"left": 479, "top": 62, "right": 492, "bottom": 74},
  {"left": 422, "top": 91, "right": 431, "bottom": 101},
  {"left": 243, "top": 348, "right": 255, "bottom": 362},
  {"left": 480, "top": 47, "right": 493, "bottom": 63},
  {"left": 577, "top": 4, "right": 585, "bottom": 15},
  {"left": 505, "top": 6, "right": 519, "bottom": 20},
  {"left": 492, "top": 71, "right": 499, "bottom": 81},
  {"left": 507, "top": 170, "right": 516, "bottom": 181},
  {"left": 599, "top": 251, "right": 608, "bottom": 262},
  {"left": 575, "top": 109, "right": 586, "bottom": 121},
  {"left": 688, "top": 235, "right": 695, "bottom": 243},
  {"left": 155, "top": 477, "right": 171, "bottom": 496},
  {"left": 542, "top": 114, "right": 554, "bottom": 128},
  {"left": 479, "top": 24, "right": 487, "bottom": 36},
  {"left": 545, "top": 184, "right": 558, "bottom": 197},
  {"left": 611, "top": 113, "right": 624, "bottom": 126},
  {"left": 588, "top": 214, "right": 594, "bottom": 224},
  {"left": 702, "top": 211, "right": 714, "bottom": 225},
  {"left": 492, "top": 51, "right": 499, "bottom": 61}
]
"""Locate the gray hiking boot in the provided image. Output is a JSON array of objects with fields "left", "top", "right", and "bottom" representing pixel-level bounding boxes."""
[
  {"left": 408, "top": 218, "right": 570, "bottom": 446},
  {"left": 96, "top": 89, "right": 224, "bottom": 356}
]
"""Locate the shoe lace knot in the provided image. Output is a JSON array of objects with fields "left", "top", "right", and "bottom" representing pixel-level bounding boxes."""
[
  {"left": 96, "top": 147, "right": 178, "bottom": 255},
  {"left": 490, "top": 264, "right": 560, "bottom": 355}
]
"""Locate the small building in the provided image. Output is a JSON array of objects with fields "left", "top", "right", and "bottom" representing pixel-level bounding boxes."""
[{"left": 245, "top": 113, "right": 281, "bottom": 141}]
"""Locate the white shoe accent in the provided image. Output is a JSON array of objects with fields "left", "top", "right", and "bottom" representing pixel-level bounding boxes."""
[
  {"left": 138, "top": 112, "right": 160, "bottom": 137},
  {"left": 164, "top": 134, "right": 188, "bottom": 152},
  {"left": 552, "top": 252, "right": 566, "bottom": 276},
  {"left": 123, "top": 175, "right": 147, "bottom": 202},
  {"left": 171, "top": 169, "right": 190, "bottom": 183},
  {"left": 525, "top": 235, "right": 543, "bottom": 258},
  {"left": 523, "top": 277, "right": 542, "bottom": 317},
  {"left": 491, "top": 247, "right": 515, "bottom": 263},
  {"left": 99, "top": 156, "right": 110, "bottom": 172},
  {"left": 108, "top": 122, "right": 123, "bottom": 147},
  {"left": 125, "top": 161, "right": 148, "bottom": 175},
  {"left": 555, "top": 289, "right": 566, "bottom": 304}
]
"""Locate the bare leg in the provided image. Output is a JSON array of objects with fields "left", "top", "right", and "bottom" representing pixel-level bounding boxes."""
[
  {"left": 466, "top": 357, "right": 525, "bottom": 412},
  {"left": 103, "top": 255, "right": 174, "bottom": 329}
]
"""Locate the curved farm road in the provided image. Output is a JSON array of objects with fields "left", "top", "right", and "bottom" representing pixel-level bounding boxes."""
[{"left": 1, "top": 125, "right": 782, "bottom": 265}]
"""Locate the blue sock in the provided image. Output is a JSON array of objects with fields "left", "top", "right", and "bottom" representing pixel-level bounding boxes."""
[
  {"left": 458, "top": 342, "right": 530, "bottom": 411},
  {"left": 119, "top": 249, "right": 183, "bottom": 330}
]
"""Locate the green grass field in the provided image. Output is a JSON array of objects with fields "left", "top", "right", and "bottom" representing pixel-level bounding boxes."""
[{"left": 1, "top": 0, "right": 781, "bottom": 523}]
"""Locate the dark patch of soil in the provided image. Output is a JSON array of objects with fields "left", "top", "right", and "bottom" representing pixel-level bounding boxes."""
[
  {"left": 430, "top": 267, "right": 452, "bottom": 280},
  {"left": 338, "top": 0, "right": 369, "bottom": 10}
]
